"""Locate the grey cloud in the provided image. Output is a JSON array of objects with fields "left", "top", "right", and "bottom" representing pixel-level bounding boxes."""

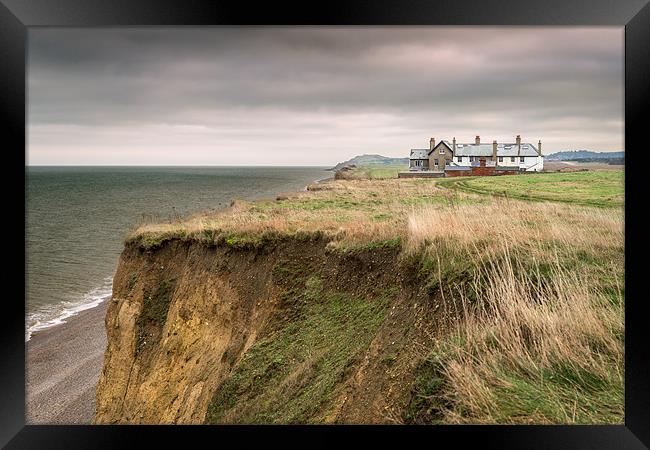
[{"left": 27, "top": 27, "right": 623, "bottom": 165}]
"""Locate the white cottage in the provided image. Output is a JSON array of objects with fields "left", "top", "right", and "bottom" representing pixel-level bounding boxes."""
[
  {"left": 408, "top": 135, "right": 544, "bottom": 174},
  {"left": 448, "top": 135, "right": 544, "bottom": 172}
]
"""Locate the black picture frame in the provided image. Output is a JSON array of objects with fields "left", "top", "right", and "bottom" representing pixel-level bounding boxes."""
[{"left": 1, "top": 0, "right": 648, "bottom": 448}]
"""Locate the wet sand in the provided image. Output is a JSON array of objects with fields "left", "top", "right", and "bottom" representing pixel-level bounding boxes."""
[{"left": 26, "top": 299, "right": 108, "bottom": 424}]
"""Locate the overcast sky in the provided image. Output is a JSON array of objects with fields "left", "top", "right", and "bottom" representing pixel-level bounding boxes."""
[{"left": 28, "top": 27, "right": 623, "bottom": 166}]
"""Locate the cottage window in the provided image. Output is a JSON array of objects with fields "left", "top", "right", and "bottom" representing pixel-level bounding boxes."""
[
  {"left": 510, "top": 156, "right": 515, "bottom": 162},
  {"left": 498, "top": 156, "right": 503, "bottom": 162},
  {"left": 458, "top": 156, "right": 463, "bottom": 162},
  {"left": 469, "top": 156, "right": 474, "bottom": 162},
  {"left": 434, "top": 159, "right": 439, "bottom": 165},
  {"left": 439, "top": 147, "right": 445, "bottom": 154},
  {"left": 520, "top": 157, "right": 525, "bottom": 163}
]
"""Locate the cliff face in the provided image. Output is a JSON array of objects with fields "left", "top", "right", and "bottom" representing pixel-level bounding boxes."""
[
  {"left": 95, "top": 238, "right": 438, "bottom": 424},
  {"left": 95, "top": 240, "right": 276, "bottom": 423}
]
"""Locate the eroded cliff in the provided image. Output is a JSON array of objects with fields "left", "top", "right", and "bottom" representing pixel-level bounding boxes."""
[{"left": 94, "top": 237, "right": 439, "bottom": 424}]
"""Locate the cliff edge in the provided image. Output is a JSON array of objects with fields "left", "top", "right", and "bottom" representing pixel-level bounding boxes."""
[{"left": 95, "top": 237, "right": 437, "bottom": 424}]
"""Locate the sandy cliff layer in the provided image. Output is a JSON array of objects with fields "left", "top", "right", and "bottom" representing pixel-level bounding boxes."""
[{"left": 94, "top": 237, "right": 438, "bottom": 424}]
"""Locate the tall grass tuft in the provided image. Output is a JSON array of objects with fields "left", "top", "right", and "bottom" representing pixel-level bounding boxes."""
[{"left": 405, "top": 201, "right": 624, "bottom": 424}]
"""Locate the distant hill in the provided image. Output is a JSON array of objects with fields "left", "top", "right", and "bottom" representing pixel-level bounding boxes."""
[
  {"left": 330, "top": 154, "right": 409, "bottom": 171},
  {"left": 545, "top": 150, "right": 624, "bottom": 162}
]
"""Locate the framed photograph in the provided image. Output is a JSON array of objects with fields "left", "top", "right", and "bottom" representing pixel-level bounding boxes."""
[{"left": 2, "top": 0, "right": 648, "bottom": 447}]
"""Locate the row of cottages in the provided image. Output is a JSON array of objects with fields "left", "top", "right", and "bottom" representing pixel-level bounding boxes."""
[{"left": 405, "top": 135, "right": 544, "bottom": 177}]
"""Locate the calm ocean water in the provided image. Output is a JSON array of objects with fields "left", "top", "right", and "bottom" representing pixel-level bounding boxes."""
[{"left": 26, "top": 166, "right": 329, "bottom": 340}]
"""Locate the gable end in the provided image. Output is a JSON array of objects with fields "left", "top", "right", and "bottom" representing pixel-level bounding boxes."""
[{"left": 428, "top": 140, "right": 453, "bottom": 156}]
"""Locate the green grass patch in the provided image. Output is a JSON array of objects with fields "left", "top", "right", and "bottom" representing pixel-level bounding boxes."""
[
  {"left": 135, "top": 278, "right": 177, "bottom": 355},
  {"left": 486, "top": 364, "right": 623, "bottom": 423},
  {"left": 127, "top": 273, "right": 138, "bottom": 293},
  {"left": 254, "top": 195, "right": 386, "bottom": 214},
  {"left": 139, "top": 279, "right": 176, "bottom": 326},
  {"left": 214, "top": 230, "right": 294, "bottom": 250},
  {"left": 372, "top": 213, "right": 393, "bottom": 222},
  {"left": 399, "top": 196, "right": 448, "bottom": 207},
  {"left": 359, "top": 164, "right": 408, "bottom": 179},
  {"left": 438, "top": 170, "right": 623, "bottom": 208},
  {"left": 399, "top": 193, "right": 484, "bottom": 207},
  {"left": 130, "top": 231, "right": 184, "bottom": 251},
  {"left": 337, "top": 236, "right": 402, "bottom": 254},
  {"left": 406, "top": 336, "right": 623, "bottom": 424},
  {"left": 205, "top": 290, "right": 393, "bottom": 423},
  {"left": 403, "top": 352, "right": 448, "bottom": 424}
]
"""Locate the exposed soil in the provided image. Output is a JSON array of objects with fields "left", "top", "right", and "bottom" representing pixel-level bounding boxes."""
[{"left": 95, "top": 237, "right": 445, "bottom": 424}]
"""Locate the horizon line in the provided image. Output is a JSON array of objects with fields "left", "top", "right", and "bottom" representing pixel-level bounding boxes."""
[{"left": 26, "top": 164, "right": 334, "bottom": 167}]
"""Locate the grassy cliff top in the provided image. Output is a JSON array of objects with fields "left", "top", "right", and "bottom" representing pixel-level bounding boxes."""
[
  {"left": 129, "top": 169, "right": 623, "bottom": 252},
  {"left": 129, "top": 168, "right": 624, "bottom": 424}
]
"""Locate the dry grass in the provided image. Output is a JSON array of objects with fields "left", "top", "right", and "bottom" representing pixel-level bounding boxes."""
[
  {"left": 404, "top": 201, "right": 624, "bottom": 424},
  {"left": 128, "top": 178, "right": 482, "bottom": 250},
  {"left": 432, "top": 253, "right": 624, "bottom": 424},
  {"left": 406, "top": 200, "right": 623, "bottom": 254}
]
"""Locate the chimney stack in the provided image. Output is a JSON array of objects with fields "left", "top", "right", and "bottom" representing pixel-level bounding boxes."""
[
  {"left": 493, "top": 140, "right": 498, "bottom": 165},
  {"left": 538, "top": 139, "right": 542, "bottom": 156},
  {"left": 453, "top": 137, "right": 456, "bottom": 152},
  {"left": 475, "top": 135, "right": 480, "bottom": 145},
  {"left": 516, "top": 135, "right": 521, "bottom": 145},
  {"left": 430, "top": 137, "right": 436, "bottom": 151},
  {"left": 516, "top": 135, "right": 521, "bottom": 157}
]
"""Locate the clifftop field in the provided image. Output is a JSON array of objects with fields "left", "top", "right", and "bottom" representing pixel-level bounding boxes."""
[
  {"left": 105, "top": 169, "right": 624, "bottom": 424},
  {"left": 439, "top": 170, "right": 623, "bottom": 208},
  {"left": 132, "top": 169, "right": 623, "bottom": 249}
]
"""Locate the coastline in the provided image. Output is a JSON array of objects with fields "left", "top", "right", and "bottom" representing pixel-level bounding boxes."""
[
  {"left": 26, "top": 298, "right": 108, "bottom": 424},
  {"left": 26, "top": 277, "right": 113, "bottom": 342},
  {"left": 25, "top": 171, "right": 330, "bottom": 424},
  {"left": 302, "top": 174, "right": 334, "bottom": 191}
]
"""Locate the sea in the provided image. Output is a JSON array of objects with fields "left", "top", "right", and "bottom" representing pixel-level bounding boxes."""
[{"left": 26, "top": 166, "right": 329, "bottom": 341}]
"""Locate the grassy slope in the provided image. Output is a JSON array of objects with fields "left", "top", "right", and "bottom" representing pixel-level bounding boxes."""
[
  {"left": 206, "top": 287, "right": 394, "bottom": 423},
  {"left": 130, "top": 169, "right": 624, "bottom": 424}
]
